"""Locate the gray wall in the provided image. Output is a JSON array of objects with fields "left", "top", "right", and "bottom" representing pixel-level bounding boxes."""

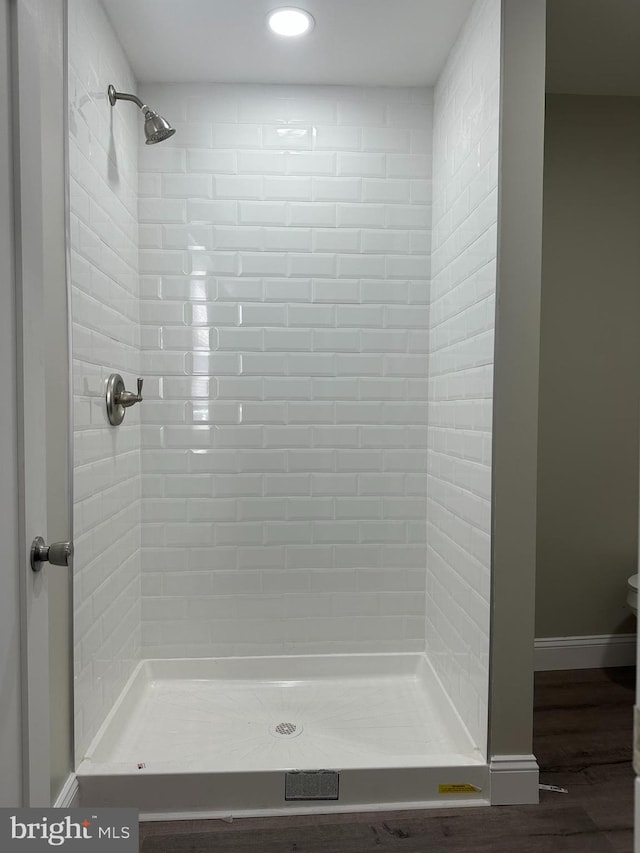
[{"left": 536, "top": 94, "right": 640, "bottom": 638}]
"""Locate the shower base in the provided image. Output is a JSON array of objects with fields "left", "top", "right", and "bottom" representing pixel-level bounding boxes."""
[{"left": 76, "top": 654, "right": 488, "bottom": 818}]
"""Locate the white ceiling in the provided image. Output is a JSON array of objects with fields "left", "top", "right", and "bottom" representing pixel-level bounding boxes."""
[
  {"left": 546, "top": 0, "right": 640, "bottom": 96},
  {"left": 101, "top": 0, "right": 475, "bottom": 87}
]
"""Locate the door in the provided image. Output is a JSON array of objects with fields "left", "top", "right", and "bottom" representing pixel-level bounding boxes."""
[{"left": 11, "top": 0, "right": 69, "bottom": 807}]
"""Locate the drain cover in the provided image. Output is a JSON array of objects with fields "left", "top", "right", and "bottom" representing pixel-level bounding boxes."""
[{"left": 269, "top": 721, "right": 304, "bottom": 739}]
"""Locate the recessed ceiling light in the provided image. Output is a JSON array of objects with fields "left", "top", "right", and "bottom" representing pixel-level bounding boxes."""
[{"left": 267, "top": 7, "right": 315, "bottom": 38}]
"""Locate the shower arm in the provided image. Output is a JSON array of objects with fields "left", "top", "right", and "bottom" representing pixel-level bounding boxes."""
[{"left": 108, "top": 85, "right": 148, "bottom": 112}]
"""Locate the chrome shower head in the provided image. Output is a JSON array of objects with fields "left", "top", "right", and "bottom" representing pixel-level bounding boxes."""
[
  {"left": 143, "top": 109, "right": 176, "bottom": 145},
  {"left": 108, "top": 84, "right": 176, "bottom": 145}
]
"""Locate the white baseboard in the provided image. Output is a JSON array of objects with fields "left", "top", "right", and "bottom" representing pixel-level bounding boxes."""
[
  {"left": 534, "top": 634, "right": 637, "bottom": 671},
  {"left": 53, "top": 773, "right": 79, "bottom": 808},
  {"left": 489, "top": 755, "right": 539, "bottom": 805}
]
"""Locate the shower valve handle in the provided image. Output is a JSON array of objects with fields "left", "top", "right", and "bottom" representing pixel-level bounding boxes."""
[
  {"left": 119, "top": 378, "right": 144, "bottom": 408},
  {"left": 106, "top": 374, "right": 143, "bottom": 425}
]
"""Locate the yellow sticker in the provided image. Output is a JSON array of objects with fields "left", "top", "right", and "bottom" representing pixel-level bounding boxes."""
[{"left": 438, "top": 783, "right": 481, "bottom": 794}]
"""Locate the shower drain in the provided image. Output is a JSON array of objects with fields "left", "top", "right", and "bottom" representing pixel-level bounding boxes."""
[{"left": 269, "top": 721, "right": 304, "bottom": 739}]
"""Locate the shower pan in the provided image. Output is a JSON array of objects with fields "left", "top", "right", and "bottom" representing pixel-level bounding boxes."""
[
  {"left": 66, "top": 0, "right": 541, "bottom": 817},
  {"left": 78, "top": 655, "right": 485, "bottom": 814}
]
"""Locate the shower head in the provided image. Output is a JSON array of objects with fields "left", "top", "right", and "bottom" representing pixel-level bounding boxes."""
[
  {"left": 143, "top": 110, "right": 176, "bottom": 145},
  {"left": 108, "top": 84, "right": 176, "bottom": 145}
]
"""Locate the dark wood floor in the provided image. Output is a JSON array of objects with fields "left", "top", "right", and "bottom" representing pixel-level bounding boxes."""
[{"left": 140, "top": 667, "right": 636, "bottom": 852}]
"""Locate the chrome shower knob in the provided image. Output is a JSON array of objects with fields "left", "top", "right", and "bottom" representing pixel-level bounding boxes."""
[
  {"left": 106, "top": 373, "right": 144, "bottom": 426},
  {"left": 119, "top": 377, "right": 144, "bottom": 408}
]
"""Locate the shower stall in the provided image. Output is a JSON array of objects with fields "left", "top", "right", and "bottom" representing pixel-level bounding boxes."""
[{"left": 64, "top": 0, "right": 545, "bottom": 816}]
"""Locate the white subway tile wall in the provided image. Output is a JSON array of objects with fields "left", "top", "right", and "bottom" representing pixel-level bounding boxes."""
[
  {"left": 427, "top": 0, "right": 500, "bottom": 755},
  {"left": 138, "top": 84, "right": 432, "bottom": 657},
  {"left": 69, "top": 0, "right": 141, "bottom": 757}
]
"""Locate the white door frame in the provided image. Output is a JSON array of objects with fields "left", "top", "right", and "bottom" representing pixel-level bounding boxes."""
[
  {"left": 12, "top": 0, "right": 67, "bottom": 806},
  {"left": 0, "top": 0, "right": 23, "bottom": 808}
]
